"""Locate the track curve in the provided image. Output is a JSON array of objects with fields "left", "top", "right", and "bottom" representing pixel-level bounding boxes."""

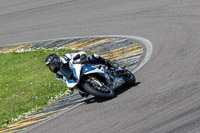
[{"left": 1, "top": 0, "right": 200, "bottom": 133}]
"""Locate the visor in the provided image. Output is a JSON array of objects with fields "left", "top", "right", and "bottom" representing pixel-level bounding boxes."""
[{"left": 49, "top": 64, "right": 56, "bottom": 71}]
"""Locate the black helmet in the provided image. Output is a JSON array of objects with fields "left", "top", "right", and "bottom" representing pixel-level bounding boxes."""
[{"left": 45, "top": 54, "right": 60, "bottom": 73}]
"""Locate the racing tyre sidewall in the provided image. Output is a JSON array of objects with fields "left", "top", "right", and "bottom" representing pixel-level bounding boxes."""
[
  {"left": 122, "top": 70, "right": 136, "bottom": 86},
  {"left": 83, "top": 81, "right": 115, "bottom": 99}
]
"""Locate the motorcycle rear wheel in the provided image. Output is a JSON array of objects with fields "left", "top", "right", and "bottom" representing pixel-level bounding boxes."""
[
  {"left": 122, "top": 69, "right": 136, "bottom": 86},
  {"left": 83, "top": 80, "right": 115, "bottom": 99}
]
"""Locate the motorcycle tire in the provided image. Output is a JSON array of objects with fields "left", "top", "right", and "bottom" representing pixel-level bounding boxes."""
[
  {"left": 83, "top": 80, "right": 115, "bottom": 99},
  {"left": 122, "top": 69, "right": 136, "bottom": 86}
]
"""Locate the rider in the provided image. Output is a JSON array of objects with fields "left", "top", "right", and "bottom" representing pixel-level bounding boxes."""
[{"left": 45, "top": 51, "right": 118, "bottom": 96}]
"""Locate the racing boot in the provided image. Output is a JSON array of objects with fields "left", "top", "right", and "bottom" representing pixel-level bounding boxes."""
[{"left": 105, "top": 59, "right": 119, "bottom": 69}]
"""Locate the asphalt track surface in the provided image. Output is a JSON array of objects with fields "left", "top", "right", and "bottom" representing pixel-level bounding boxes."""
[{"left": 0, "top": 0, "right": 200, "bottom": 133}]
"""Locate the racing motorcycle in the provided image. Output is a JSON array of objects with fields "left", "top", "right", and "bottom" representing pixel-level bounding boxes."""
[{"left": 59, "top": 61, "right": 136, "bottom": 99}]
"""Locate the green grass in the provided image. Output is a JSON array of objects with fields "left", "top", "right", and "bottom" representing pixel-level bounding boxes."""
[{"left": 0, "top": 48, "right": 90, "bottom": 127}]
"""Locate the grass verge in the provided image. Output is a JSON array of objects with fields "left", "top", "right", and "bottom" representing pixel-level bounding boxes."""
[{"left": 0, "top": 48, "right": 90, "bottom": 128}]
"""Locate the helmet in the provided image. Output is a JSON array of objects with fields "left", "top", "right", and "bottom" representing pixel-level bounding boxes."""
[{"left": 45, "top": 54, "right": 60, "bottom": 73}]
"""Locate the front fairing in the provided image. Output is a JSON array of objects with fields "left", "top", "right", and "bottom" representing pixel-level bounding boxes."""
[
  {"left": 83, "top": 64, "right": 112, "bottom": 86},
  {"left": 83, "top": 64, "right": 105, "bottom": 75},
  {"left": 63, "top": 64, "right": 113, "bottom": 89}
]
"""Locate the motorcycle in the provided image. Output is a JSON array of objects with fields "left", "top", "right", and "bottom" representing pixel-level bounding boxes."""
[{"left": 59, "top": 61, "right": 136, "bottom": 99}]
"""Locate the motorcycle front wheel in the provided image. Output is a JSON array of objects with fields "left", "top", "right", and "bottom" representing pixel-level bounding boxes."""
[{"left": 83, "top": 79, "right": 115, "bottom": 99}]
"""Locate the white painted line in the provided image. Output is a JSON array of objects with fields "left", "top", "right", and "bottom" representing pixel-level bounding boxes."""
[{"left": 124, "top": 36, "right": 153, "bottom": 74}]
